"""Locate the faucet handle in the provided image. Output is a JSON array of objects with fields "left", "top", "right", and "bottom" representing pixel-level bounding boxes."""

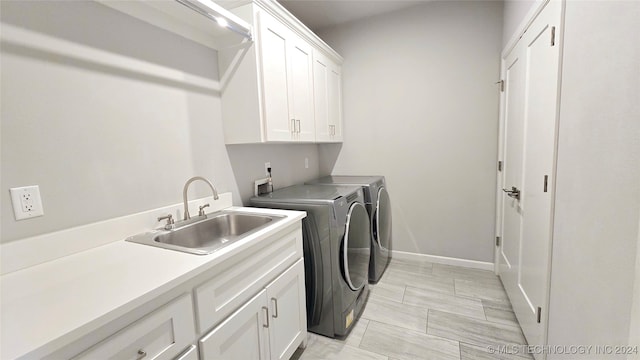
[
  {"left": 198, "top": 204, "right": 210, "bottom": 216},
  {"left": 157, "top": 214, "right": 175, "bottom": 230}
]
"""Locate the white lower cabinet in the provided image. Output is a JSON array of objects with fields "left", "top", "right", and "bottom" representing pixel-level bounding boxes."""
[
  {"left": 72, "top": 294, "right": 196, "bottom": 360},
  {"left": 200, "top": 290, "right": 269, "bottom": 360},
  {"left": 199, "top": 290, "right": 270, "bottom": 360},
  {"left": 265, "top": 259, "right": 307, "bottom": 360},
  {"left": 41, "top": 223, "right": 305, "bottom": 360},
  {"left": 198, "top": 259, "right": 306, "bottom": 360},
  {"left": 194, "top": 229, "right": 302, "bottom": 334}
]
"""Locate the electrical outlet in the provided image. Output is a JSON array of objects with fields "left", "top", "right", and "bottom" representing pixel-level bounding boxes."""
[
  {"left": 10, "top": 185, "right": 44, "bottom": 220},
  {"left": 265, "top": 162, "right": 271, "bottom": 176}
]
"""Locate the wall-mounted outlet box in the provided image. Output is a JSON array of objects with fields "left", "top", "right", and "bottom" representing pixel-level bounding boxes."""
[
  {"left": 10, "top": 185, "right": 44, "bottom": 220},
  {"left": 255, "top": 178, "right": 270, "bottom": 196}
]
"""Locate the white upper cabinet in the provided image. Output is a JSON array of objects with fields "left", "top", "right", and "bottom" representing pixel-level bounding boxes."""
[
  {"left": 287, "top": 36, "right": 315, "bottom": 142},
  {"left": 258, "top": 10, "right": 314, "bottom": 142},
  {"left": 220, "top": 0, "right": 343, "bottom": 144},
  {"left": 313, "top": 49, "right": 343, "bottom": 142},
  {"left": 259, "top": 11, "right": 294, "bottom": 142}
]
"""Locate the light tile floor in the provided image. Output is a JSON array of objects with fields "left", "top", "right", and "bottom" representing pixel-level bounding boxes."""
[{"left": 292, "top": 258, "right": 532, "bottom": 360}]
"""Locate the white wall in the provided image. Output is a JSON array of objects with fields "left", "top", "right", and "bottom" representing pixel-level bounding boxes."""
[
  {"left": 226, "top": 144, "right": 320, "bottom": 204},
  {"left": 502, "top": 0, "right": 537, "bottom": 48},
  {"left": 547, "top": 1, "right": 640, "bottom": 356},
  {"left": 318, "top": 1, "right": 503, "bottom": 262},
  {"left": 0, "top": 1, "right": 319, "bottom": 243}
]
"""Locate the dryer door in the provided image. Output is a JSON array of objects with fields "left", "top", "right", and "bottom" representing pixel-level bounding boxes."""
[
  {"left": 373, "top": 187, "right": 392, "bottom": 251},
  {"left": 342, "top": 202, "right": 370, "bottom": 291}
]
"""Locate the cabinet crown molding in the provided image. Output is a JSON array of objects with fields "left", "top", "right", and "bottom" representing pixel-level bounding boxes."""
[{"left": 229, "top": 0, "right": 343, "bottom": 64}]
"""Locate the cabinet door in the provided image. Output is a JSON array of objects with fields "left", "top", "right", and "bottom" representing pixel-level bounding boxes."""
[
  {"left": 266, "top": 259, "right": 307, "bottom": 360},
  {"left": 199, "top": 290, "right": 270, "bottom": 360},
  {"left": 258, "top": 11, "right": 293, "bottom": 142},
  {"left": 313, "top": 52, "right": 331, "bottom": 142},
  {"left": 288, "top": 35, "right": 315, "bottom": 142},
  {"left": 327, "top": 63, "right": 343, "bottom": 141},
  {"left": 313, "top": 50, "right": 343, "bottom": 143}
]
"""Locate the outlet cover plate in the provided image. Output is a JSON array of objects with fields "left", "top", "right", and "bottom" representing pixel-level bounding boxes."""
[{"left": 10, "top": 185, "right": 44, "bottom": 220}]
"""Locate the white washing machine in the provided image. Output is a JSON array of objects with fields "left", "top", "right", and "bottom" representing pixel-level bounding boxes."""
[
  {"left": 307, "top": 176, "right": 392, "bottom": 283},
  {"left": 250, "top": 184, "right": 370, "bottom": 338}
]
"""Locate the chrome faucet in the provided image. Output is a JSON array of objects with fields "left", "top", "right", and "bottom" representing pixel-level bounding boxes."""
[{"left": 183, "top": 176, "right": 219, "bottom": 220}]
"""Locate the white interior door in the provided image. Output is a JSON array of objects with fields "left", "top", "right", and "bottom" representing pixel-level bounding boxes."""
[
  {"left": 500, "top": 39, "right": 526, "bottom": 295},
  {"left": 514, "top": 1, "right": 562, "bottom": 350},
  {"left": 498, "top": 1, "right": 562, "bottom": 357}
]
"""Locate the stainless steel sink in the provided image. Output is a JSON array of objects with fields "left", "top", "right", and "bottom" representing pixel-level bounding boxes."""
[{"left": 126, "top": 211, "right": 285, "bottom": 255}]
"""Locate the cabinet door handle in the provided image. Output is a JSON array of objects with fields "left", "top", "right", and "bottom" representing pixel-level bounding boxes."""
[
  {"left": 262, "top": 306, "right": 269, "bottom": 328},
  {"left": 291, "top": 119, "right": 296, "bottom": 134},
  {"left": 136, "top": 350, "right": 147, "bottom": 359},
  {"left": 296, "top": 120, "right": 301, "bottom": 134},
  {"left": 271, "top": 297, "right": 278, "bottom": 318}
]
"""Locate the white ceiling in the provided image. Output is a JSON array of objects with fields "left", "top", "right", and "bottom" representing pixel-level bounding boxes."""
[{"left": 277, "top": 0, "right": 429, "bottom": 32}]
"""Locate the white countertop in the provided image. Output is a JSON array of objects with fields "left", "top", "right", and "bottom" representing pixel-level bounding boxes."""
[{"left": 0, "top": 206, "right": 305, "bottom": 359}]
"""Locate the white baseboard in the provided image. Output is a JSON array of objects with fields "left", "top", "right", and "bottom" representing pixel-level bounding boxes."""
[
  {"left": 392, "top": 250, "right": 494, "bottom": 271},
  {"left": 0, "top": 193, "right": 233, "bottom": 275}
]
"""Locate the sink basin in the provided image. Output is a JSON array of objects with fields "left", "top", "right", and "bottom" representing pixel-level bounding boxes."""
[{"left": 126, "top": 211, "right": 285, "bottom": 255}]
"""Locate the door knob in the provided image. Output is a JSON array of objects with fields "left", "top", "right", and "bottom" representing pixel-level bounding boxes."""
[{"left": 503, "top": 186, "right": 521, "bottom": 200}]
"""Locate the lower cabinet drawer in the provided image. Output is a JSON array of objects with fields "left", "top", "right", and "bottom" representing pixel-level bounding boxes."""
[
  {"left": 175, "top": 345, "right": 198, "bottom": 360},
  {"left": 73, "top": 294, "right": 196, "bottom": 360},
  {"left": 195, "top": 228, "right": 302, "bottom": 333}
]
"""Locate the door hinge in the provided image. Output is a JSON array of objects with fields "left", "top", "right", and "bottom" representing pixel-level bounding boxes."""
[
  {"left": 496, "top": 236, "right": 501, "bottom": 247},
  {"left": 496, "top": 80, "right": 504, "bottom": 92},
  {"left": 551, "top": 26, "right": 556, "bottom": 46},
  {"left": 537, "top": 307, "right": 542, "bottom": 323},
  {"left": 498, "top": 161, "right": 503, "bottom": 172},
  {"left": 543, "top": 175, "right": 548, "bottom": 192}
]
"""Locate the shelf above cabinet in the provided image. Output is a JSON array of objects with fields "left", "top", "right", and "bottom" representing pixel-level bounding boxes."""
[{"left": 98, "top": 0, "right": 253, "bottom": 50}]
